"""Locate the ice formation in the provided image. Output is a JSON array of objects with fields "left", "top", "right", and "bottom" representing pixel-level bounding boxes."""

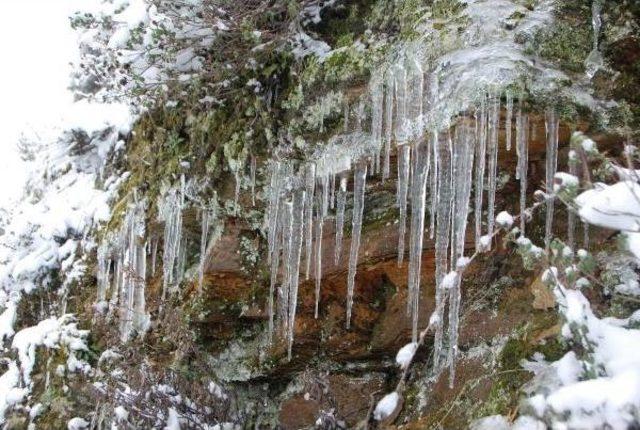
[
  {"left": 585, "top": 0, "right": 605, "bottom": 78},
  {"left": 159, "top": 184, "right": 186, "bottom": 301},
  {"left": 257, "top": 0, "right": 587, "bottom": 368}
]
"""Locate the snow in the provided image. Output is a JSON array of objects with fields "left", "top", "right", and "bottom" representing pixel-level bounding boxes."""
[
  {"left": 115, "top": 405, "right": 129, "bottom": 421},
  {"left": 442, "top": 272, "right": 459, "bottom": 290},
  {"left": 373, "top": 391, "right": 399, "bottom": 421},
  {"left": 12, "top": 315, "right": 88, "bottom": 385},
  {"left": 519, "top": 283, "right": 640, "bottom": 428},
  {"left": 577, "top": 181, "right": 640, "bottom": 231},
  {"left": 553, "top": 172, "right": 579, "bottom": 192},
  {"left": 67, "top": 417, "right": 89, "bottom": 430},
  {"left": 495, "top": 211, "right": 514, "bottom": 229},
  {"left": 165, "top": 407, "right": 181, "bottom": 429},
  {"left": 470, "top": 415, "right": 510, "bottom": 430},
  {"left": 396, "top": 342, "right": 418, "bottom": 369},
  {"left": 479, "top": 235, "right": 492, "bottom": 251},
  {"left": 625, "top": 232, "right": 640, "bottom": 262}
]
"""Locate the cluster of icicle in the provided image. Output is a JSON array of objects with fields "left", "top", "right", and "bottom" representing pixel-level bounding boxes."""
[
  {"left": 97, "top": 178, "right": 222, "bottom": 341},
  {"left": 264, "top": 54, "right": 562, "bottom": 374},
  {"left": 96, "top": 197, "right": 150, "bottom": 342}
]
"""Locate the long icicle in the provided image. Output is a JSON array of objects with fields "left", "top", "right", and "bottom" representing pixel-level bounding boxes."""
[
  {"left": 505, "top": 91, "right": 513, "bottom": 151},
  {"left": 448, "top": 124, "right": 475, "bottom": 387},
  {"left": 346, "top": 162, "right": 367, "bottom": 329},
  {"left": 383, "top": 72, "right": 394, "bottom": 181},
  {"left": 304, "top": 163, "right": 316, "bottom": 279},
  {"left": 334, "top": 175, "right": 348, "bottom": 265},
  {"left": 397, "top": 145, "right": 411, "bottom": 266},
  {"left": 314, "top": 178, "right": 326, "bottom": 318},
  {"left": 474, "top": 95, "right": 487, "bottom": 250},
  {"left": 407, "top": 136, "right": 431, "bottom": 341},
  {"left": 287, "top": 190, "right": 306, "bottom": 360},
  {"left": 486, "top": 94, "right": 501, "bottom": 241},
  {"left": 433, "top": 132, "right": 453, "bottom": 371},
  {"left": 545, "top": 108, "right": 559, "bottom": 251}
]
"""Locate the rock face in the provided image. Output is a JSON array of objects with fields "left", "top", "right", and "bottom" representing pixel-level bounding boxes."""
[{"left": 3, "top": 0, "right": 639, "bottom": 428}]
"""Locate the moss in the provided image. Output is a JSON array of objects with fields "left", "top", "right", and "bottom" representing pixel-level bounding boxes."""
[{"left": 527, "top": 22, "right": 592, "bottom": 74}]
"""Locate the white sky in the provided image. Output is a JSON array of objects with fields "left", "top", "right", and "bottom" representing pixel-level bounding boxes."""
[{"left": 0, "top": 1, "right": 87, "bottom": 206}]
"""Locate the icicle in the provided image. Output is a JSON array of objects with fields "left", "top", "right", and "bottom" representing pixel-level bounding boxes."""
[
  {"left": 407, "top": 136, "right": 431, "bottom": 341},
  {"left": 335, "top": 176, "right": 348, "bottom": 265},
  {"left": 585, "top": 0, "right": 605, "bottom": 78},
  {"left": 429, "top": 133, "right": 439, "bottom": 239},
  {"left": 371, "top": 78, "right": 384, "bottom": 172},
  {"left": 447, "top": 125, "right": 475, "bottom": 386},
  {"left": 250, "top": 156, "right": 257, "bottom": 206},
  {"left": 505, "top": 92, "right": 513, "bottom": 151},
  {"left": 407, "top": 57, "right": 424, "bottom": 138},
  {"left": 278, "top": 199, "right": 293, "bottom": 336},
  {"left": 287, "top": 190, "right": 306, "bottom": 360},
  {"left": 486, "top": 94, "right": 500, "bottom": 241},
  {"left": 119, "top": 201, "right": 147, "bottom": 341},
  {"left": 382, "top": 72, "right": 394, "bottom": 181},
  {"left": 516, "top": 108, "right": 529, "bottom": 235},
  {"left": 545, "top": 109, "right": 559, "bottom": 251},
  {"left": 346, "top": 162, "right": 367, "bottom": 329},
  {"left": 151, "top": 238, "right": 158, "bottom": 276},
  {"left": 97, "top": 242, "right": 111, "bottom": 303},
  {"left": 433, "top": 133, "right": 453, "bottom": 370},
  {"left": 397, "top": 145, "right": 411, "bottom": 266},
  {"left": 134, "top": 241, "right": 149, "bottom": 334},
  {"left": 474, "top": 95, "right": 488, "bottom": 251},
  {"left": 394, "top": 64, "right": 407, "bottom": 144},
  {"left": 313, "top": 174, "right": 330, "bottom": 317},
  {"left": 268, "top": 198, "right": 284, "bottom": 344},
  {"left": 234, "top": 169, "right": 241, "bottom": 208},
  {"left": 159, "top": 188, "right": 183, "bottom": 301},
  {"left": 267, "top": 162, "right": 284, "bottom": 265},
  {"left": 304, "top": 163, "right": 316, "bottom": 280},
  {"left": 330, "top": 173, "right": 336, "bottom": 210}
]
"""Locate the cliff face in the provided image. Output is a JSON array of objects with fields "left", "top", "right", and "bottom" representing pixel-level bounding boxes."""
[{"left": 0, "top": 0, "right": 639, "bottom": 429}]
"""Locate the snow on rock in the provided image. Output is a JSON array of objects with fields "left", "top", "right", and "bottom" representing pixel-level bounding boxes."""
[
  {"left": 576, "top": 181, "right": 640, "bottom": 232},
  {"left": 0, "top": 362, "right": 27, "bottom": 424},
  {"left": 396, "top": 342, "right": 418, "bottom": 369},
  {"left": 373, "top": 391, "right": 399, "bottom": 421},
  {"left": 114, "top": 405, "right": 129, "bottom": 421},
  {"left": 495, "top": 211, "right": 514, "bottom": 229},
  {"left": 470, "top": 415, "right": 510, "bottom": 430},
  {"left": 67, "top": 417, "right": 89, "bottom": 430},
  {"left": 165, "top": 407, "right": 182, "bottom": 429},
  {"left": 12, "top": 315, "right": 89, "bottom": 385},
  {"left": 0, "top": 299, "right": 17, "bottom": 342}
]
